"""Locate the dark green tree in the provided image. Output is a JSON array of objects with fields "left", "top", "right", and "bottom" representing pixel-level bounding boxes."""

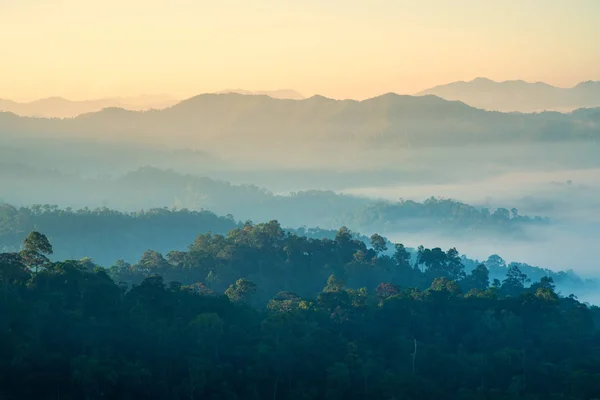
[
  {"left": 369, "top": 233, "right": 387, "bottom": 254},
  {"left": 19, "top": 231, "right": 53, "bottom": 272},
  {"left": 225, "top": 278, "right": 257, "bottom": 304}
]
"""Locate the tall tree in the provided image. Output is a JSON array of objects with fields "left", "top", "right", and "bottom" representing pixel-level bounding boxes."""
[
  {"left": 461, "top": 264, "right": 490, "bottom": 292},
  {"left": 19, "top": 231, "right": 53, "bottom": 273},
  {"left": 369, "top": 234, "right": 387, "bottom": 254},
  {"left": 501, "top": 265, "right": 530, "bottom": 297}
]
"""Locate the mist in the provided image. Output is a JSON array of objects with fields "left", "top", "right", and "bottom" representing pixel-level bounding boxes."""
[
  {"left": 1, "top": 93, "right": 599, "bottom": 303},
  {"left": 4, "top": 1, "right": 600, "bottom": 396}
]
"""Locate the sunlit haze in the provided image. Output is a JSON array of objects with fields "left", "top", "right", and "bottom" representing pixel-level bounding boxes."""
[
  {"left": 4, "top": 0, "right": 600, "bottom": 394},
  {"left": 2, "top": 0, "right": 599, "bottom": 101}
]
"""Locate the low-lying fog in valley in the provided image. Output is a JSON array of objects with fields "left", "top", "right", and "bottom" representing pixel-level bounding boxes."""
[
  {"left": 1, "top": 94, "right": 600, "bottom": 305},
  {"left": 4, "top": 1, "right": 600, "bottom": 396},
  {"left": 342, "top": 160, "right": 600, "bottom": 275},
  {"left": 3, "top": 140, "right": 599, "bottom": 284}
]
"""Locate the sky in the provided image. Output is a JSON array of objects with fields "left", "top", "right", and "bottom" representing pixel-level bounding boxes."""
[{"left": 1, "top": 0, "right": 599, "bottom": 101}]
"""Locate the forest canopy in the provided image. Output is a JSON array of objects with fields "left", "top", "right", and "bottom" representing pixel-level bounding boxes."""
[
  {"left": 0, "top": 200, "right": 548, "bottom": 263},
  {"left": 0, "top": 166, "right": 549, "bottom": 237},
  {"left": 1, "top": 229, "right": 600, "bottom": 399}
]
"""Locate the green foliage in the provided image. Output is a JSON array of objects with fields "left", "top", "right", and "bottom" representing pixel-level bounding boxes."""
[
  {"left": 343, "top": 197, "right": 549, "bottom": 237},
  {"left": 225, "top": 278, "right": 257, "bottom": 304},
  {"left": 0, "top": 204, "right": 239, "bottom": 265},
  {"left": 1, "top": 228, "right": 599, "bottom": 399},
  {"left": 501, "top": 265, "right": 531, "bottom": 297},
  {"left": 22, "top": 230, "right": 53, "bottom": 255},
  {"left": 19, "top": 231, "right": 53, "bottom": 272},
  {"left": 0, "top": 198, "right": 548, "bottom": 265},
  {"left": 369, "top": 233, "right": 387, "bottom": 254}
]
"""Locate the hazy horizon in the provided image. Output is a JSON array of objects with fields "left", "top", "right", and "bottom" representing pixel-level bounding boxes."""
[
  {"left": 2, "top": 0, "right": 600, "bottom": 101},
  {"left": 3, "top": 78, "right": 600, "bottom": 105}
]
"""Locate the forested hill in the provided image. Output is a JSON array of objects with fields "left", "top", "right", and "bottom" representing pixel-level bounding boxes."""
[
  {"left": 0, "top": 207, "right": 594, "bottom": 303},
  {"left": 0, "top": 203, "right": 557, "bottom": 275},
  {"left": 417, "top": 77, "right": 600, "bottom": 112},
  {"left": 0, "top": 167, "right": 549, "bottom": 238},
  {"left": 1, "top": 229, "right": 600, "bottom": 399},
  {"left": 0, "top": 205, "right": 239, "bottom": 263},
  {"left": 341, "top": 197, "right": 547, "bottom": 235},
  {"left": 1, "top": 93, "right": 598, "bottom": 148}
]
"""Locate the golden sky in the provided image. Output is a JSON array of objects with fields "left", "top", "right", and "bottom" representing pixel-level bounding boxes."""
[{"left": 2, "top": 0, "right": 599, "bottom": 101}]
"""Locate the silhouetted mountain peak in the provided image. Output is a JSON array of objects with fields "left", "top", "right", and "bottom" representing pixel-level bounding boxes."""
[
  {"left": 375, "top": 92, "right": 402, "bottom": 99},
  {"left": 75, "top": 107, "right": 136, "bottom": 119},
  {"left": 37, "top": 96, "right": 69, "bottom": 102},
  {"left": 471, "top": 77, "right": 494, "bottom": 84},
  {"left": 306, "top": 94, "right": 334, "bottom": 102},
  {"left": 215, "top": 89, "right": 304, "bottom": 100}
]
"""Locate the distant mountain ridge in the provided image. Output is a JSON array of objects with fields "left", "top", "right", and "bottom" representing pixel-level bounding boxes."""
[
  {"left": 214, "top": 89, "right": 304, "bottom": 100},
  {"left": 0, "top": 92, "right": 598, "bottom": 150},
  {"left": 0, "top": 90, "right": 305, "bottom": 118},
  {"left": 417, "top": 77, "right": 600, "bottom": 112},
  {"left": 0, "top": 95, "right": 178, "bottom": 118}
]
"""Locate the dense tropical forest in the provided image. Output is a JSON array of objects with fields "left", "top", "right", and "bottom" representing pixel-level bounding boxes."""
[
  {"left": 0, "top": 203, "right": 593, "bottom": 296},
  {"left": 342, "top": 198, "right": 548, "bottom": 236},
  {"left": 2, "top": 227, "right": 600, "bottom": 399},
  {"left": 0, "top": 204, "right": 238, "bottom": 264},
  {"left": 0, "top": 166, "right": 550, "bottom": 237},
  {"left": 0, "top": 198, "right": 547, "bottom": 259}
]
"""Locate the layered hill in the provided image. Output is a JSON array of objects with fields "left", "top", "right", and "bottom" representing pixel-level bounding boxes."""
[
  {"left": 0, "top": 93, "right": 598, "bottom": 150},
  {"left": 417, "top": 77, "right": 600, "bottom": 113},
  {"left": 0, "top": 95, "right": 178, "bottom": 118}
]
